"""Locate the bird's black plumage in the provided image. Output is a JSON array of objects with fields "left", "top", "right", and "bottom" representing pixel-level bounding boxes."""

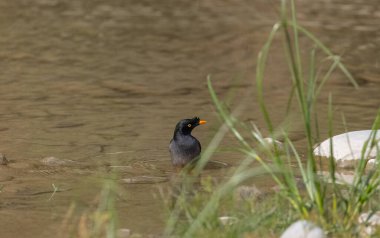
[{"left": 169, "top": 117, "right": 206, "bottom": 167}]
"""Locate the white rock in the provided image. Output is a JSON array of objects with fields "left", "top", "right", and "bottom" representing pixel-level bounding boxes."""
[
  {"left": 358, "top": 212, "right": 380, "bottom": 236},
  {"left": 313, "top": 130, "right": 380, "bottom": 168},
  {"left": 280, "top": 220, "right": 326, "bottom": 238}
]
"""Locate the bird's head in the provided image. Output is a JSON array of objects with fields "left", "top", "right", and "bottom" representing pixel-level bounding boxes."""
[{"left": 173, "top": 117, "right": 207, "bottom": 136}]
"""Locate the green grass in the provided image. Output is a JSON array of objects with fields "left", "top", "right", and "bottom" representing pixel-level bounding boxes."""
[{"left": 163, "top": 0, "right": 380, "bottom": 237}]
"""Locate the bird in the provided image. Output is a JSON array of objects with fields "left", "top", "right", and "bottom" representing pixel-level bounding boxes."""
[{"left": 169, "top": 117, "right": 207, "bottom": 168}]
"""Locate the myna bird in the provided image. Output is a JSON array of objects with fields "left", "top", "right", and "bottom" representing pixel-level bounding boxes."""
[{"left": 169, "top": 117, "right": 207, "bottom": 168}]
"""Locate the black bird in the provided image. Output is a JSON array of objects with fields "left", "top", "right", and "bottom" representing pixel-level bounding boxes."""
[{"left": 169, "top": 117, "right": 207, "bottom": 168}]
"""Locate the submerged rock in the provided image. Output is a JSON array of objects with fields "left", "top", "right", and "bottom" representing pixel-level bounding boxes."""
[
  {"left": 280, "top": 220, "right": 326, "bottom": 238},
  {"left": 0, "top": 153, "right": 8, "bottom": 165},
  {"left": 313, "top": 130, "right": 380, "bottom": 168},
  {"left": 358, "top": 211, "right": 380, "bottom": 236}
]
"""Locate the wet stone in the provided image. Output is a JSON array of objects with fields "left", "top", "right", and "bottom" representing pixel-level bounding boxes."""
[{"left": 0, "top": 153, "right": 8, "bottom": 165}]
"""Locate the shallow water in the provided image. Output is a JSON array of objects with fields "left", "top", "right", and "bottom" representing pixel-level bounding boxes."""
[{"left": 0, "top": 0, "right": 380, "bottom": 237}]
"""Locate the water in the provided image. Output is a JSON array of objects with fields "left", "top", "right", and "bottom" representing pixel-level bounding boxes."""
[{"left": 0, "top": 1, "right": 379, "bottom": 237}]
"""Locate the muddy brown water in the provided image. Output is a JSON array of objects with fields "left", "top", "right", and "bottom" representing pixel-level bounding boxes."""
[{"left": 0, "top": 1, "right": 380, "bottom": 237}]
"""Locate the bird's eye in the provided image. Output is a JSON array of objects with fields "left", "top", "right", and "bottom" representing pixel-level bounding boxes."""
[{"left": 187, "top": 124, "right": 192, "bottom": 127}]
